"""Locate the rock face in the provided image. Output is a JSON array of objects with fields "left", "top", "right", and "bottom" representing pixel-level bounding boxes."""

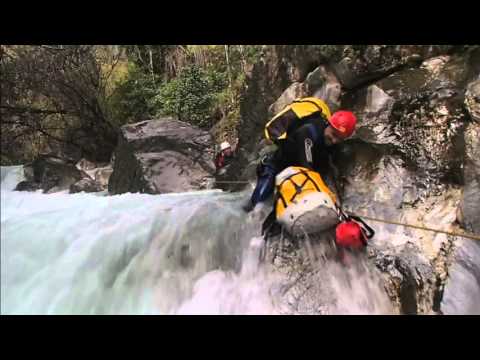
[
  {"left": 465, "top": 78, "right": 480, "bottom": 122},
  {"left": 232, "top": 45, "right": 480, "bottom": 314},
  {"left": 343, "top": 53, "right": 478, "bottom": 188},
  {"left": 332, "top": 140, "right": 464, "bottom": 314},
  {"left": 108, "top": 118, "right": 216, "bottom": 195},
  {"left": 458, "top": 78, "right": 480, "bottom": 235},
  {"left": 331, "top": 45, "right": 456, "bottom": 90},
  {"left": 269, "top": 65, "right": 342, "bottom": 117},
  {"left": 441, "top": 238, "right": 480, "bottom": 314},
  {"left": 440, "top": 78, "right": 480, "bottom": 315},
  {"left": 15, "top": 154, "right": 86, "bottom": 193},
  {"left": 458, "top": 122, "right": 480, "bottom": 235}
]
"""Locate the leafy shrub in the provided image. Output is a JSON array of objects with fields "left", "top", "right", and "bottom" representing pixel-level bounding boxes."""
[{"left": 153, "top": 65, "right": 227, "bottom": 128}]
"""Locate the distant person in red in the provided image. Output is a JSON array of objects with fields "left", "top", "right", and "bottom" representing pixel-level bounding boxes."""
[{"left": 215, "top": 141, "right": 234, "bottom": 170}]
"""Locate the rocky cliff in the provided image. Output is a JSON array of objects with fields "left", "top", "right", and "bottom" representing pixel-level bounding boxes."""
[{"left": 233, "top": 45, "right": 480, "bottom": 314}]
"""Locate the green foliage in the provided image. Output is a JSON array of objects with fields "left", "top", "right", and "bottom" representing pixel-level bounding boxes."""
[
  {"left": 1, "top": 45, "right": 265, "bottom": 165},
  {"left": 153, "top": 65, "right": 227, "bottom": 128},
  {"left": 108, "top": 45, "right": 265, "bottom": 131},
  {"left": 242, "top": 45, "right": 264, "bottom": 63},
  {"left": 108, "top": 63, "right": 158, "bottom": 126}
]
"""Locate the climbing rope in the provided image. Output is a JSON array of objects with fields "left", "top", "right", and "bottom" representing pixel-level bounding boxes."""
[{"left": 345, "top": 211, "right": 480, "bottom": 241}]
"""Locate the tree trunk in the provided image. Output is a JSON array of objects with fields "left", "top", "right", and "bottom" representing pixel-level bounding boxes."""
[
  {"left": 135, "top": 45, "right": 144, "bottom": 67},
  {"left": 224, "top": 45, "right": 234, "bottom": 105},
  {"left": 148, "top": 47, "right": 155, "bottom": 83},
  {"left": 238, "top": 45, "right": 247, "bottom": 75}
]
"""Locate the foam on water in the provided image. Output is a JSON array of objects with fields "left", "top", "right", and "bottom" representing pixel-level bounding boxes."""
[{"left": 1, "top": 166, "right": 393, "bottom": 314}]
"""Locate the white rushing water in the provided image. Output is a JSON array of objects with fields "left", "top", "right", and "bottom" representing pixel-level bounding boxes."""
[{"left": 1, "top": 165, "right": 393, "bottom": 315}]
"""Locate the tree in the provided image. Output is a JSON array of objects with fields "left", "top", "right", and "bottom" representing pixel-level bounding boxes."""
[
  {"left": 154, "top": 65, "right": 227, "bottom": 128},
  {"left": 1, "top": 45, "right": 120, "bottom": 163}
]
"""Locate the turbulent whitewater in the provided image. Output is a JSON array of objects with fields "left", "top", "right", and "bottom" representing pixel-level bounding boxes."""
[{"left": 1, "top": 166, "right": 393, "bottom": 315}]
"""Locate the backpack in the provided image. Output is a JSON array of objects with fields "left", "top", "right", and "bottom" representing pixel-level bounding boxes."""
[
  {"left": 273, "top": 166, "right": 339, "bottom": 236},
  {"left": 264, "top": 97, "right": 332, "bottom": 143}
]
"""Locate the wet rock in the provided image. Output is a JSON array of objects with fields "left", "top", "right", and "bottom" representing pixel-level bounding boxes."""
[
  {"left": 75, "top": 158, "right": 113, "bottom": 190},
  {"left": 94, "top": 166, "right": 113, "bottom": 189},
  {"left": 69, "top": 178, "right": 104, "bottom": 193},
  {"left": 264, "top": 232, "right": 396, "bottom": 315},
  {"left": 23, "top": 163, "right": 34, "bottom": 182},
  {"left": 14, "top": 154, "right": 85, "bottom": 193},
  {"left": 441, "top": 238, "right": 480, "bottom": 314},
  {"left": 14, "top": 180, "right": 41, "bottom": 192},
  {"left": 265, "top": 188, "right": 462, "bottom": 315},
  {"left": 332, "top": 138, "right": 463, "bottom": 313},
  {"left": 108, "top": 118, "right": 216, "bottom": 195},
  {"left": 335, "top": 141, "right": 418, "bottom": 212},
  {"left": 370, "top": 243, "right": 437, "bottom": 314}
]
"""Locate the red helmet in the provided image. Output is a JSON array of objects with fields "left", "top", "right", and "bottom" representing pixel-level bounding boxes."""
[
  {"left": 329, "top": 111, "right": 357, "bottom": 138},
  {"left": 335, "top": 221, "right": 366, "bottom": 249}
]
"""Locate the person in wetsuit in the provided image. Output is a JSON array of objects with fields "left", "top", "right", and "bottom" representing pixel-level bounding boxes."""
[{"left": 243, "top": 97, "right": 357, "bottom": 212}]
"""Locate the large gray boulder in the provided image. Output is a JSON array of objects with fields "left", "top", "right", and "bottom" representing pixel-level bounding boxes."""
[{"left": 108, "top": 118, "right": 216, "bottom": 195}]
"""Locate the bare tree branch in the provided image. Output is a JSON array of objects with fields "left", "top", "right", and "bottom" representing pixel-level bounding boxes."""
[{"left": 0, "top": 105, "right": 69, "bottom": 115}]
